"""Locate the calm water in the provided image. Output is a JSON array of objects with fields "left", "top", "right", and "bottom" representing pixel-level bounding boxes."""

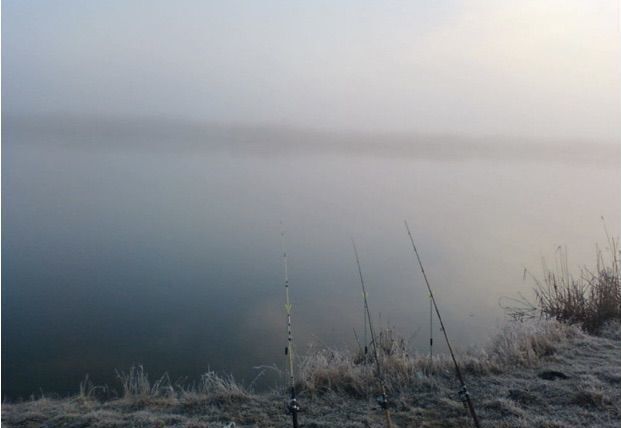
[{"left": 2, "top": 121, "right": 620, "bottom": 399}]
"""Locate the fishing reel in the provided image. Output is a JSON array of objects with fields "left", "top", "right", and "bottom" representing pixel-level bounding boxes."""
[
  {"left": 458, "top": 385, "right": 470, "bottom": 403},
  {"left": 375, "top": 394, "right": 389, "bottom": 410},
  {"left": 287, "top": 397, "right": 301, "bottom": 414}
]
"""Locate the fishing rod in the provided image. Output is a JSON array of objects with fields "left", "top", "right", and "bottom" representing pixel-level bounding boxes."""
[
  {"left": 281, "top": 228, "right": 301, "bottom": 428},
  {"left": 352, "top": 240, "right": 394, "bottom": 428},
  {"left": 404, "top": 220, "right": 481, "bottom": 428}
]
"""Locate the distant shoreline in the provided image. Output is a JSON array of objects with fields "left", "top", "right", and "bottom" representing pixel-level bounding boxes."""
[{"left": 4, "top": 114, "right": 619, "bottom": 166}]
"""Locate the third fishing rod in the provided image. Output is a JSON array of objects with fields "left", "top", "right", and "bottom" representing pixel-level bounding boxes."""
[
  {"left": 352, "top": 240, "right": 393, "bottom": 428},
  {"left": 404, "top": 220, "right": 481, "bottom": 428}
]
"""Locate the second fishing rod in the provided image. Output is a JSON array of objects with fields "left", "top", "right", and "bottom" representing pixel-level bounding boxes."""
[{"left": 352, "top": 240, "right": 394, "bottom": 428}]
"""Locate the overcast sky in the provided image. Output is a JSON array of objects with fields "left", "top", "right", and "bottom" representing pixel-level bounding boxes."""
[{"left": 3, "top": 0, "right": 620, "bottom": 142}]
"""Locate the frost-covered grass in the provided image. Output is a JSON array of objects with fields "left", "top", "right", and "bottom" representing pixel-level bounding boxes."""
[
  {"left": 4, "top": 320, "right": 620, "bottom": 427},
  {"left": 296, "top": 320, "right": 580, "bottom": 398}
]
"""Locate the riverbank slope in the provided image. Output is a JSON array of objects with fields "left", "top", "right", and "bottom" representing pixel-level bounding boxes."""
[{"left": 2, "top": 320, "right": 620, "bottom": 427}]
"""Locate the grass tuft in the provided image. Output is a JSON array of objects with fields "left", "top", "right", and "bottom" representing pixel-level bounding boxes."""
[
  {"left": 180, "top": 370, "right": 249, "bottom": 405},
  {"left": 486, "top": 321, "right": 580, "bottom": 369},
  {"left": 298, "top": 349, "right": 366, "bottom": 398},
  {"left": 530, "top": 235, "right": 621, "bottom": 334},
  {"left": 116, "top": 365, "right": 175, "bottom": 399}
]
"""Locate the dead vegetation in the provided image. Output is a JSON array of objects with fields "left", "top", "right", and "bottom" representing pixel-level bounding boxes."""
[
  {"left": 520, "top": 234, "right": 621, "bottom": 334},
  {"left": 295, "top": 320, "right": 580, "bottom": 400},
  {"left": 5, "top": 319, "right": 619, "bottom": 427}
]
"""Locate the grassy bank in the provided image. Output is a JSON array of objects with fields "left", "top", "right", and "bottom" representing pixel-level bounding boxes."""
[
  {"left": 3, "top": 319, "right": 620, "bottom": 427},
  {"left": 4, "top": 240, "right": 620, "bottom": 427}
]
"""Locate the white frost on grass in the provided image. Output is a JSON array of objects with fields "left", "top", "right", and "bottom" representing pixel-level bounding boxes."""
[{"left": 2, "top": 320, "right": 620, "bottom": 427}]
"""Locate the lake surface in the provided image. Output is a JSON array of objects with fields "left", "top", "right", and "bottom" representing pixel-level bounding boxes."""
[{"left": 2, "top": 119, "right": 620, "bottom": 399}]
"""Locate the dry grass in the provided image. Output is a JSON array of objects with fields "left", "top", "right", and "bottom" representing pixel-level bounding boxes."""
[
  {"left": 116, "top": 366, "right": 176, "bottom": 399},
  {"left": 296, "top": 319, "right": 579, "bottom": 399},
  {"left": 485, "top": 320, "right": 580, "bottom": 369},
  {"left": 3, "top": 320, "right": 620, "bottom": 427},
  {"left": 528, "top": 235, "right": 621, "bottom": 334},
  {"left": 109, "top": 365, "right": 251, "bottom": 408},
  {"left": 180, "top": 370, "right": 250, "bottom": 405}
]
